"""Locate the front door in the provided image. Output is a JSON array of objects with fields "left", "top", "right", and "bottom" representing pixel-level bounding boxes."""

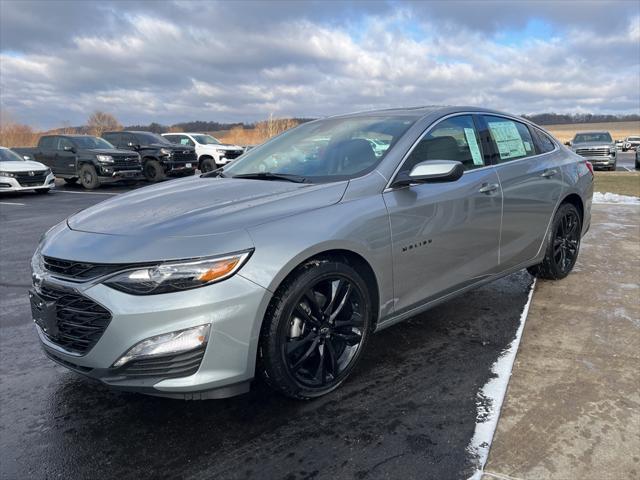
[
  {"left": 383, "top": 114, "right": 502, "bottom": 314},
  {"left": 54, "top": 137, "right": 77, "bottom": 175},
  {"left": 480, "top": 115, "right": 566, "bottom": 269}
]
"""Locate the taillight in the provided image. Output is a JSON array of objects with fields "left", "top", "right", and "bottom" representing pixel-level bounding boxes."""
[{"left": 585, "top": 161, "right": 594, "bottom": 175}]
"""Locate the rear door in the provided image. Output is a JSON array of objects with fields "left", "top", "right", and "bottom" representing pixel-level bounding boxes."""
[
  {"left": 36, "top": 136, "right": 57, "bottom": 167},
  {"left": 383, "top": 114, "right": 502, "bottom": 313},
  {"left": 480, "top": 115, "right": 565, "bottom": 269}
]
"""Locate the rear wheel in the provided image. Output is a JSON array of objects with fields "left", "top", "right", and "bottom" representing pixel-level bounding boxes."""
[
  {"left": 528, "top": 203, "right": 581, "bottom": 280},
  {"left": 200, "top": 158, "right": 215, "bottom": 173},
  {"left": 259, "top": 258, "right": 372, "bottom": 399},
  {"left": 79, "top": 164, "right": 100, "bottom": 190},
  {"left": 143, "top": 159, "right": 165, "bottom": 182}
]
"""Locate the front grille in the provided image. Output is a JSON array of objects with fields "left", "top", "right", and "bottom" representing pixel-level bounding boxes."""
[
  {"left": 172, "top": 150, "right": 197, "bottom": 163},
  {"left": 222, "top": 150, "right": 243, "bottom": 160},
  {"left": 38, "top": 284, "right": 112, "bottom": 354},
  {"left": 43, "top": 256, "right": 125, "bottom": 281},
  {"left": 112, "top": 156, "right": 140, "bottom": 169},
  {"left": 575, "top": 148, "right": 610, "bottom": 157},
  {"left": 113, "top": 347, "right": 205, "bottom": 379},
  {"left": 15, "top": 170, "right": 47, "bottom": 186}
]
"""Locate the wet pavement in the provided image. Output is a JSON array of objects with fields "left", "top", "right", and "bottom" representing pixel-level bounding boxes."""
[{"left": 0, "top": 181, "right": 533, "bottom": 480}]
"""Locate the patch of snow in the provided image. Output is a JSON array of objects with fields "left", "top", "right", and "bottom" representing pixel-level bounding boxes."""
[
  {"left": 467, "top": 280, "right": 536, "bottom": 480},
  {"left": 593, "top": 192, "right": 640, "bottom": 205}
]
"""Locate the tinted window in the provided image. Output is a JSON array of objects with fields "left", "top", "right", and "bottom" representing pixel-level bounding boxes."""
[
  {"left": 39, "top": 136, "right": 56, "bottom": 149},
  {"left": 483, "top": 115, "right": 536, "bottom": 163},
  {"left": 57, "top": 137, "right": 74, "bottom": 151},
  {"left": 72, "top": 136, "right": 115, "bottom": 149},
  {"left": 103, "top": 132, "right": 120, "bottom": 145},
  {"left": 133, "top": 132, "right": 171, "bottom": 145},
  {"left": 400, "top": 115, "right": 485, "bottom": 175},
  {"left": 532, "top": 128, "right": 556, "bottom": 154}
]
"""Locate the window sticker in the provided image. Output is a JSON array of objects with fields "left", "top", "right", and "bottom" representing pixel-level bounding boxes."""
[
  {"left": 464, "top": 128, "right": 483, "bottom": 165},
  {"left": 488, "top": 121, "right": 526, "bottom": 160},
  {"left": 523, "top": 140, "right": 532, "bottom": 152}
]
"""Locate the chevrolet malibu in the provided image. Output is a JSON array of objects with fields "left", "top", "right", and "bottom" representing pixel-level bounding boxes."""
[{"left": 30, "top": 107, "right": 593, "bottom": 400}]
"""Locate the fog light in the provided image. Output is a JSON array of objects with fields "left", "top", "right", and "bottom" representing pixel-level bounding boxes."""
[{"left": 112, "top": 324, "right": 210, "bottom": 368}]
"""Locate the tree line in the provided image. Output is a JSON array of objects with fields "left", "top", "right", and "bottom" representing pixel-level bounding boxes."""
[{"left": 521, "top": 113, "right": 640, "bottom": 125}]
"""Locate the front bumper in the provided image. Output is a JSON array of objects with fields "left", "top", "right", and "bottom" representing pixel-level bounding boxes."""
[
  {"left": 0, "top": 172, "right": 55, "bottom": 191},
  {"left": 97, "top": 167, "right": 143, "bottom": 182},
  {"left": 33, "top": 272, "right": 272, "bottom": 399},
  {"left": 583, "top": 156, "right": 616, "bottom": 169}
]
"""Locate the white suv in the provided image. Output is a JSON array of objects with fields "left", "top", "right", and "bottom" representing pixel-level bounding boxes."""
[{"left": 162, "top": 133, "right": 244, "bottom": 172}]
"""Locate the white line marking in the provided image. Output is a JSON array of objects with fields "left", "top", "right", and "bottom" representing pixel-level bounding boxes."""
[
  {"left": 0, "top": 201, "right": 26, "bottom": 206},
  {"left": 467, "top": 279, "right": 537, "bottom": 480},
  {"left": 52, "top": 189, "right": 119, "bottom": 196}
]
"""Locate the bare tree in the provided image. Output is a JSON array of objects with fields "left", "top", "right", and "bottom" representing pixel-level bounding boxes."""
[{"left": 87, "top": 111, "right": 121, "bottom": 137}]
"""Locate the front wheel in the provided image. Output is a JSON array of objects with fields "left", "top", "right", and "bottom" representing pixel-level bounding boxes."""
[
  {"left": 528, "top": 203, "right": 581, "bottom": 280},
  {"left": 79, "top": 164, "right": 100, "bottom": 190},
  {"left": 259, "top": 258, "right": 373, "bottom": 399},
  {"left": 143, "top": 159, "right": 166, "bottom": 182},
  {"left": 200, "top": 158, "right": 216, "bottom": 173}
]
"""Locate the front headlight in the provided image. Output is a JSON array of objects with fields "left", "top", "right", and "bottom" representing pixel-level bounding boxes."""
[
  {"left": 96, "top": 155, "right": 114, "bottom": 163},
  {"left": 44, "top": 168, "right": 52, "bottom": 176},
  {"left": 103, "top": 251, "right": 252, "bottom": 295},
  {"left": 159, "top": 148, "right": 172, "bottom": 156},
  {"left": 0, "top": 171, "right": 17, "bottom": 177}
]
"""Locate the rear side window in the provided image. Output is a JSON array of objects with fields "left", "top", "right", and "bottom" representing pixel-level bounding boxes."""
[
  {"left": 400, "top": 115, "right": 485, "bottom": 175},
  {"left": 483, "top": 115, "right": 536, "bottom": 163},
  {"left": 39, "top": 136, "right": 56, "bottom": 149},
  {"left": 532, "top": 128, "right": 556, "bottom": 154}
]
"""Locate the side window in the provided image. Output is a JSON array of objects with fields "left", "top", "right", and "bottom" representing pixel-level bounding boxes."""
[
  {"left": 483, "top": 115, "right": 536, "bottom": 163},
  {"left": 400, "top": 115, "right": 485, "bottom": 175},
  {"left": 163, "top": 135, "right": 178, "bottom": 144},
  {"left": 531, "top": 128, "right": 556, "bottom": 154},
  {"left": 39, "top": 137, "right": 55, "bottom": 149},
  {"left": 124, "top": 134, "right": 138, "bottom": 146},
  {"left": 57, "top": 137, "right": 74, "bottom": 151},
  {"left": 180, "top": 136, "right": 195, "bottom": 146},
  {"left": 103, "top": 133, "right": 119, "bottom": 145}
]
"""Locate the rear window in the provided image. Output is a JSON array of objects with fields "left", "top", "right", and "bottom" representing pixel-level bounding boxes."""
[{"left": 532, "top": 129, "right": 556, "bottom": 154}]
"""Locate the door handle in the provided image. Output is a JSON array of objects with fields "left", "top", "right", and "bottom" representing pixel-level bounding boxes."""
[
  {"left": 478, "top": 183, "right": 499, "bottom": 194},
  {"left": 541, "top": 169, "right": 558, "bottom": 178}
]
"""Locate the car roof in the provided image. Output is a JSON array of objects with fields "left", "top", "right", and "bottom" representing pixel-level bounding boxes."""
[{"left": 326, "top": 105, "right": 532, "bottom": 123}]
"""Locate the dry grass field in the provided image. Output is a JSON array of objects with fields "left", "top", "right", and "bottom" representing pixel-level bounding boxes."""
[
  {"left": 594, "top": 171, "right": 640, "bottom": 197},
  {"left": 544, "top": 121, "right": 640, "bottom": 143}
]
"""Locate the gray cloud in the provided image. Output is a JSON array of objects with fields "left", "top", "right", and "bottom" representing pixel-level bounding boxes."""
[{"left": 1, "top": 0, "right": 638, "bottom": 128}]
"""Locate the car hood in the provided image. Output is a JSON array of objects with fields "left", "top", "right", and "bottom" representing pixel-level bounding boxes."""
[
  {"left": 68, "top": 176, "right": 348, "bottom": 237},
  {"left": 85, "top": 148, "right": 137, "bottom": 156},
  {"left": 572, "top": 142, "right": 614, "bottom": 149},
  {"left": 201, "top": 144, "right": 243, "bottom": 151},
  {"left": 0, "top": 160, "right": 48, "bottom": 172}
]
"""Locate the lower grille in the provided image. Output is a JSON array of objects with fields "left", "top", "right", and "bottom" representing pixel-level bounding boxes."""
[
  {"left": 114, "top": 347, "right": 205, "bottom": 379},
  {"left": 172, "top": 150, "right": 197, "bottom": 163},
  {"left": 38, "top": 284, "right": 112, "bottom": 354},
  {"left": 222, "top": 150, "right": 243, "bottom": 160},
  {"left": 15, "top": 170, "right": 47, "bottom": 186},
  {"left": 43, "top": 256, "right": 126, "bottom": 281},
  {"left": 575, "top": 148, "right": 610, "bottom": 157}
]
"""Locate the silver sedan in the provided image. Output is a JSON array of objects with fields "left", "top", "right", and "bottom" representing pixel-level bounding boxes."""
[{"left": 30, "top": 106, "right": 593, "bottom": 400}]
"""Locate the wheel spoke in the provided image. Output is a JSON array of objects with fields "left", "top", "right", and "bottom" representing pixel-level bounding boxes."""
[
  {"left": 313, "top": 343, "right": 326, "bottom": 384},
  {"left": 286, "top": 331, "right": 315, "bottom": 354},
  {"left": 333, "top": 330, "right": 362, "bottom": 346},
  {"left": 295, "top": 305, "right": 320, "bottom": 326},
  {"left": 329, "top": 283, "right": 353, "bottom": 323},
  {"left": 291, "top": 337, "right": 320, "bottom": 371},
  {"left": 325, "top": 340, "right": 338, "bottom": 378},
  {"left": 303, "top": 290, "right": 323, "bottom": 320},
  {"left": 323, "top": 279, "right": 345, "bottom": 316}
]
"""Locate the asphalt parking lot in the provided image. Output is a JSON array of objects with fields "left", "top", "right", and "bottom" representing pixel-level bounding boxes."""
[
  {"left": 613, "top": 150, "right": 637, "bottom": 171},
  {"left": 0, "top": 176, "right": 539, "bottom": 480}
]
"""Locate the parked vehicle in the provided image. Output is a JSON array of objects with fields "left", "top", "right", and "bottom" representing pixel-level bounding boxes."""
[
  {"left": 103, "top": 131, "right": 197, "bottom": 182},
  {"left": 0, "top": 146, "right": 55, "bottom": 194},
  {"left": 161, "top": 133, "right": 244, "bottom": 172},
  {"left": 635, "top": 147, "right": 639, "bottom": 170},
  {"left": 566, "top": 131, "right": 617, "bottom": 170},
  {"left": 622, "top": 136, "right": 640, "bottom": 152},
  {"left": 615, "top": 139, "right": 625, "bottom": 150},
  {"left": 30, "top": 107, "right": 593, "bottom": 400},
  {"left": 13, "top": 135, "right": 142, "bottom": 189}
]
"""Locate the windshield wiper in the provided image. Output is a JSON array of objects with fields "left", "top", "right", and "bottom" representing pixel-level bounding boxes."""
[
  {"left": 232, "top": 172, "right": 308, "bottom": 183},
  {"left": 202, "top": 168, "right": 226, "bottom": 178}
]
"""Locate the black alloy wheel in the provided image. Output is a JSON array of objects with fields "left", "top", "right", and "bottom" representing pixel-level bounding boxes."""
[
  {"left": 79, "top": 164, "right": 100, "bottom": 190},
  {"left": 143, "top": 159, "right": 165, "bottom": 182},
  {"left": 528, "top": 202, "right": 581, "bottom": 280},
  {"left": 200, "top": 158, "right": 215, "bottom": 173},
  {"left": 259, "top": 259, "right": 372, "bottom": 399}
]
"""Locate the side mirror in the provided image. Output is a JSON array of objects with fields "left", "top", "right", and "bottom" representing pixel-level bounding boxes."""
[
  {"left": 63, "top": 145, "right": 76, "bottom": 153},
  {"left": 564, "top": 141, "right": 571, "bottom": 146},
  {"left": 392, "top": 160, "right": 464, "bottom": 188},
  {"left": 127, "top": 142, "right": 140, "bottom": 150}
]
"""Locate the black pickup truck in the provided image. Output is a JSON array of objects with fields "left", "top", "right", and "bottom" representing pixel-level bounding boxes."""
[
  {"left": 102, "top": 131, "right": 197, "bottom": 182},
  {"left": 14, "top": 135, "right": 142, "bottom": 189}
]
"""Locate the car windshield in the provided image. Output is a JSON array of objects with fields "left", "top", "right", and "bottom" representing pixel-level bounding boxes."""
[
  {"left": 0, "top": 148, "right": 25, "bottom": 162},
  {"left": 222, "top": 115, "right": 420, "bottom": 182},
  {"left": 573, "top": 132, "right": 612, "bottom": 143},
  {"left": 192, "top": 134, "right": 221, "bottom": 145},
  {"left": 135, "top": 132, "right": 171, "bottom": 144},
  {"left": 71, "top": 136, "right": 115, "bottom": 149},
  {"left": 628, "top": 136, "right": 640, "bottom": 141}
]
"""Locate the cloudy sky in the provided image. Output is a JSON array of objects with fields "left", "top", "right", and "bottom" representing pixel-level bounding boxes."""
[{"left": 1, "top": 0, "right": 639, "bottom": 128}]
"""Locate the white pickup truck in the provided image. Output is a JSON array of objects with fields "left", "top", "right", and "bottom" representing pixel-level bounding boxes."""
[{"left": 162, "top": 133, "right": 245, "bottom": 172}]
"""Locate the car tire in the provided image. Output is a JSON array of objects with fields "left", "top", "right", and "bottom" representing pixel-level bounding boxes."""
[
  {"left": 143, "top": 159, "right": 165, "bottom": 182},
  {"left": 527, "top": 202, "right": 581, "bottom": 280},
  {"left": 79, "top": 164, "right": 100, "bottom": 190},
  {"left": 200, "top": 158, "right": 216, "bottom": 173},
  {"left": 258, "top": 257, "right": 373, "bottom": 400},
  {"left": 63, "top": 178, "right": 78, "bottom": 184},
  {"left": 34, "top": 188, "right": 50, "bottom": 194}
]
